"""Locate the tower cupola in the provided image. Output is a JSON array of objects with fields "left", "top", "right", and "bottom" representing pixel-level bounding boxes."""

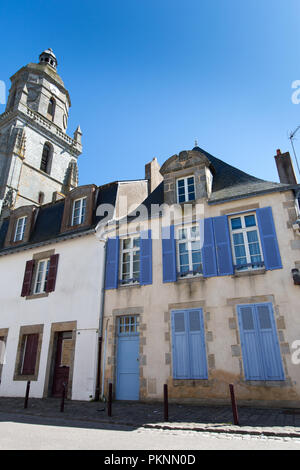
[{"left": 39, "top": 48, "right": 57, "bottom": 69}]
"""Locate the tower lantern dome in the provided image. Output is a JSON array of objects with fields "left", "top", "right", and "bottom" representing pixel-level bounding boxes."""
[{"left": 39, "top": 48, "right": 57, "bottom": 69}]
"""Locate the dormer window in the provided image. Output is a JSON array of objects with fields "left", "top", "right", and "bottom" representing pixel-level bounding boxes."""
[
  {"left": 14, "top": 216, "right": 27, "bottom": 242},
  {"left": 72, "top": 197, "right": 86, "bottom": 226},
  {"left": 176, "top": 176, "right": 195, "bottom": 203}
]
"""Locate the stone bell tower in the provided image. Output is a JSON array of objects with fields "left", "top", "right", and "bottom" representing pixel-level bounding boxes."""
[{"left": 0, "top": 48, "right": 82, "bottom": 220}]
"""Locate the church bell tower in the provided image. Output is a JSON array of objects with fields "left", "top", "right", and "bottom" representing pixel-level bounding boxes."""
[{"left": 0, "top": 48, "right": 82, "bottom": 219}]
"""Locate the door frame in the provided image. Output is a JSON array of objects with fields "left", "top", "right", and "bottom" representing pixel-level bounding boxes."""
[
  {"left": 43, "top": 321, "right": 77, "bottom": 399},
  {"left": 115, "top": 315, "right": 140, "bottom": 401},
  {"left": 51, "top": 330, "right": 73, "bottom": 397}
]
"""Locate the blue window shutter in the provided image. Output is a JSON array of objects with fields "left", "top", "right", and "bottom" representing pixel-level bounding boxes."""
[
  {"left": 237, "top": 305, "right": 264, "bottom": 380},
  {"left": 162, "top": 225, "right": 177, "bottom": 283},
  {"left": 212, "top": 216, "right": 234, "bottom": 276},
  {"left": 171, "top": 311, "right": 189, "bottom": 379},
  {"left": 105, "top": 237, "right": 119, "bottom": 289},
  {"left": 140, "top": 229, "right": 152, "bottom": 285},
  {"left": 188, "top": 310, "right": 208, "bottom": 379},
  {"left": 256, "top": 207, "right": 282, "bottom": 270},
  {"left": 200, "top": 218, "right": 218, "bottom": 277},
  {"left": 255, "top": 303, "right": 285, "bottom": 380}
]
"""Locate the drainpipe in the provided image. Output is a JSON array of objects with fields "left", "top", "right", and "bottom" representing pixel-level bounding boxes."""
[
  {"left": 94, "top": 233, "right": 107, "bottom": 401},
  {"left": 94, "top": 223, "right": 117, "bottom": 401},
  {"left": 101, "top": 318, "right": 109, "bottom": 399}
]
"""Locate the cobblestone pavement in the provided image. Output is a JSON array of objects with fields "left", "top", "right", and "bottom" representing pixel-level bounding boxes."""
[{"left": 0, "top": 397, "right": 299, "bottom": 438}]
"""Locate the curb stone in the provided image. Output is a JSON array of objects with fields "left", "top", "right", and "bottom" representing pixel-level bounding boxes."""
[{"left": 0, "top": 409, "right": 300, "bottom": 439}]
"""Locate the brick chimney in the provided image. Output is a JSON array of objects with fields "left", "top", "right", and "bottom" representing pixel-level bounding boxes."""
[
  {"left": 145, "top": 157, "right": 163, "bottom": 194},
  {"left": 274, "top": 149, "right": 297, "bottom": 185}
]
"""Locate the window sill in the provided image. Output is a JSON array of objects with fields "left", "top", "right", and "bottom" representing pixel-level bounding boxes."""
[
  {"left": 118, "top": 282, "right": 141, "bottom": 289},
  {"left": 244, "top": 379, "right": 287, "bottom": 387},
  {"left": 172, "top": 379, "right": 209, "bottom": 387},
  {"left": 25, "top": 292, "right": 49, "bottom": 300},
  {"left": 177, "top": 199, "right": 196, "bottom": 205},
  {"left": 232, "top": 267, "right": 266, "bottom": 278},
  {"left": 177, "top": 274, "right": 206, "bottom": 283},
  {"left": 13, "top": 374, "right": 38, "bottom": 382}
]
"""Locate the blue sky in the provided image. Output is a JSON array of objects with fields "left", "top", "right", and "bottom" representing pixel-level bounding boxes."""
[{"left": 1, "top": 0, "right": 300, "bottom": 186}]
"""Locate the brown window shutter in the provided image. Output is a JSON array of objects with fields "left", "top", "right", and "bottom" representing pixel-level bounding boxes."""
[
  {"left": 21, "top": 260, "right": 35, "bottom": 297},
  {"left": 22, "top": 334, "right": 39, "bottom": 375},
  {"left": 46, "top": 254, "right": 60, "bottom": 293}
]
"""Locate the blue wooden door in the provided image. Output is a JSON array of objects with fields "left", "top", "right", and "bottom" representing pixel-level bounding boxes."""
[{"left": 116, "top": 316, "right": 140, "bottom": 400}]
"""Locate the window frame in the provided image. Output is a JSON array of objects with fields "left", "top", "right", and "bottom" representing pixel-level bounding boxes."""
[
  {"left": 118, "top": 315, "right": 139, "bottom": 336},
  {"left": 176, "top": 224, "right": 203, "bottom": 278},
  {"left": 14, "top": 216, "right": 27, "bottom": 242},
  {"left": 229, "top": 212, "right": 264, "bottom": 271},
  {"left": 33, "top": 258, "right": 50, "bottom": 295},
  {"left": 176, "top": 175, "right": 196, "bottom": 203},
  {"left": 40, "top": 142, "right": 52, "bottom": 174},
  {"left": 119, "top": 236, "right": 141, "bottom": 285},
  {"left": 71, "top": 197, "right": 87, "bottom": 226}
]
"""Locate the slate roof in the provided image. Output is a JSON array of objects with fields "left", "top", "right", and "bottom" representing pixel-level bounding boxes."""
[
  {"left": 192, "top": 146, "right": 296, "bottom": 203},
  {"left": 0, "top": 182, "right": 120, "bottom": 254},
  {"left": 122, "top": 146, "right": 299, "bottom": 223}
]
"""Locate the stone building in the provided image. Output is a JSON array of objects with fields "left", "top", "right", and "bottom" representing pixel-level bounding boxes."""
[
  {"left": 0, "top": 49, "right": 82, "bottom": 220},
  {"left": 1, "top": 49, "right": 300, "bottom": 408},
  {"left": 0, "top": 176, "right": 154, "bottom": 400},
  {"left": 99, "top": 146, "right": 300, "bottom": 408}
]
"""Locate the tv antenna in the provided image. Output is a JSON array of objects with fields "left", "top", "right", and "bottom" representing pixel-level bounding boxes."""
[{"left": 289, "top": 126, "right": 300, "bottom": 177}]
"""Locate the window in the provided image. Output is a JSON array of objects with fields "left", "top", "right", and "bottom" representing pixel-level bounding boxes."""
[
  {"left": 47, "top": 97, "right": 55, "bottom": 120},
  {"left": 72, "top": 197, "right": 86, "bottom": 226},
  {"left": 38, "top": 192, "right": 45, "bottom": 205},
  {"left": 177, "top": 225, "right": 202, "bottom": 278},
  {"left": 120, "top": 236, "right": 140, "bottom": 285},
  {"left": 20, "top": 333, "right": 39, "bottom": 376},
  {"left": 41, "top": 143, "right": 51, "bottom": 173},
  {"left": 237, "top": 303, "right": 284, "bottom": 381},
  {"left": 171, "top": 309, "right": 208, "bottom": 379},
  {"left": 14, "top": 216, "right": 27, "bottom": 242},
  {"left": 0, "top": 336, "right": 6, "bottom": 383},
  {"left": 118, "top": 316, "right": 139, "bottom": 335},
  {"left": 229, "top": 213, "right": 263, "bottom": 271},
  {"left": 105, "top": 233, "right": 152, "bottom": 289},
  {"left": 34, "top": 259, "right": 50, "bottom": 294},
  {"left": 176, "top": 176, "right": 195, "bottom": 203}
]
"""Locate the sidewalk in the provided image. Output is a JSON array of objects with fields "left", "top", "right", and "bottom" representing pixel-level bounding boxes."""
[{"left": 0, "top": 397, "right": 300, "bottom": 438}]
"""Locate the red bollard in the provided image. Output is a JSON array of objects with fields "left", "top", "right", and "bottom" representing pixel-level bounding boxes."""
[
  {"left": 229, "top": 383, "right": 239, "bottom": 425},
  {"left": 24, "top": 381, "right": 31, "bottom": 409},
  {"left": 107, "top": 383, "right": 112, "bottom": 417},
  {"left": 164, "top": 384, "right": 169, "bottom": 421}
]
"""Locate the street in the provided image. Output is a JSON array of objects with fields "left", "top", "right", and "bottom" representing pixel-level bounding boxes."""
[{"left": 0, "top": 414, "right": 299, "bottom": 450}]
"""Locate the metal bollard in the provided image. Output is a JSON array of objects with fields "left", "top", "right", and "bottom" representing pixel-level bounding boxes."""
[
  {"left": 229, "top": 383, "right": 239, "bottom": 425},
  {"left": 60, "top": 383, "right": 66, "bottom": 413},
  {"left": 24, "top": 381, "right": 31, "bottom": 409},
  {"left": 107, "top": 383, "right": 112, "bottom": 417},
  {"left": 164, "top": 384, "right": 169, "bottom": 421}
]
